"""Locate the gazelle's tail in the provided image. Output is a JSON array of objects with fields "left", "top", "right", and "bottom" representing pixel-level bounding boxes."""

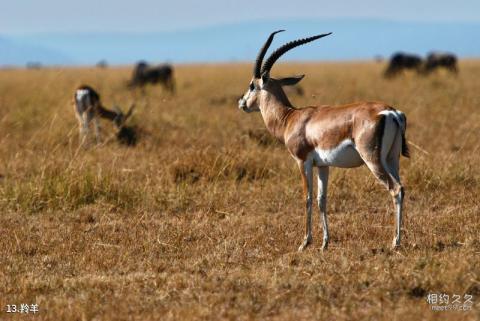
[{"left": 392, "top": 110, "right": 410, "bottom": 158}]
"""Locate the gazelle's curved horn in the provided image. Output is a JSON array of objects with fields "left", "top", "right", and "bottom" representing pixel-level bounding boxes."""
[
  {"left": 124, "top": 104, "right": 135, "bottom": 120},
  {"left": 253, "top": 30, "right": 285, "bottom": 78},
  {"left": 261, "top": 32, "right": 332, "bottom": 75}
]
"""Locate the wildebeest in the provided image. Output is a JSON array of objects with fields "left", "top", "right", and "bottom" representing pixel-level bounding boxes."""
[
  {"left": 384, "top": 52, "right": 423, "bottom": 78},
  {"left": 423, "top": 52, "right": 458, "bottom": 74},
  {"left": 128, "top": 61, "right": 175, "bottom": 93}
]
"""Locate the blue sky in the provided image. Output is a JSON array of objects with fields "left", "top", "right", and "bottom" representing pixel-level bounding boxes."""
[
  {"left": 1, "top": 1, "right": 480, "bottom": 65},
  {"left": 2, "top": 0, "right": 480, "bottom": 34}
]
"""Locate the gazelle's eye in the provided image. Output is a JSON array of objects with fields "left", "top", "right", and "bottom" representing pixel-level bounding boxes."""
[{"left": 249, "top": 83, "right": 255, "bottom": 91}]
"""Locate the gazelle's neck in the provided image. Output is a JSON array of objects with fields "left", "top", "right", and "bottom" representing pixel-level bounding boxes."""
[
  {"left": 97, "top": 105, "right": 119, "bottom": 121},
  {"left": 259, "top": 89, "right": 294, "bottom": 142}
]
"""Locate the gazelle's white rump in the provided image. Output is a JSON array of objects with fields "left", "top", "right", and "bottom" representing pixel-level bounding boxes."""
[
  {"left": 311, "top": 139, "right": 364, "bottom": 168},
  {"left": 75, "top": 89, "right": 89, "bottom": 101},
  {"left": 378, "top": 109, "right": 406, "bottom": 131}
]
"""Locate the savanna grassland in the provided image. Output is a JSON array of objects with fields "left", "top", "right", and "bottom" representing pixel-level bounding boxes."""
[{"left": 0, "top": 61, "right": 479, "bottom": 321}]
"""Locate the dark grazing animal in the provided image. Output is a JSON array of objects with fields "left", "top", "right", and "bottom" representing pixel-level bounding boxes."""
[
  {"left": 384, "top": 52, "right": 423, "bottom": 78},
  {"left": 96, "top": 60, "right": 108, "bottom": 68},
  {"left": 26, "top": 62, "right": 42, "bottom": 69},
  {"left": 423, "top": 52, "right": 458, "bottom": 74},
  {"left": 128, "top": 61, "right": 175, "bottom": 93}
]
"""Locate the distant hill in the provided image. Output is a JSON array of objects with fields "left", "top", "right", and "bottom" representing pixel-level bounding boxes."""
[
  {"left": 2, "top": 19, "right": 480, "bottom": 66},
  {"left": 0, "top": 36, "right": 73, "bottom": 66}
]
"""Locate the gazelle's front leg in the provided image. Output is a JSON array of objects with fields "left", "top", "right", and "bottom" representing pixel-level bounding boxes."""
[
  {"left": 317, "top": 167, "right": 330, "bottom": 250},
  {"left": 79, "top": 115, "right": 89, "bottom": 147},
  {"left": 298, "top": 158, "right": 314, "bottom": 252}
]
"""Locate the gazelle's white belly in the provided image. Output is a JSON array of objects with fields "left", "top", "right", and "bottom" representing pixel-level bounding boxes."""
[{"left": 310, "top": 139, "right": 364, "bottom": 168}]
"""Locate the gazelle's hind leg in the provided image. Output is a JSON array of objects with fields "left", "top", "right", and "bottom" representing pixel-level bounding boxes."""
[
  {"left": 360, "top": 115, "right": 404, "bottom": 249},
  {"left": 297, "top": 158, "right": 314, "bottom": 251},
  {"left": 384, "top": 129, "right": 404, "bottom": 249},
  {"left": 362, "top": 157, "right": 404, "bottom": 249}
]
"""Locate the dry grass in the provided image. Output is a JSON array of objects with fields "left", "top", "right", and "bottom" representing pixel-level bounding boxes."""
[{"left": 0, "top": 61, "right": 479, "bottom": 321}]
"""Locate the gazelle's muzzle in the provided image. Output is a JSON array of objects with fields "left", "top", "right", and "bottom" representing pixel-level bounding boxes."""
[{"left": 238, "top": 98, "right": 248, "bottom": 111}]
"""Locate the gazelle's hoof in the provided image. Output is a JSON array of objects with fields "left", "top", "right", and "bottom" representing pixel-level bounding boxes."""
[
  {"left": 298, "top": 237, "right": 312, "bottom": 252},
  {"left": 321, "top": 240, "right": 329, "bottom": 251},
  {"left": 391, "top": 238, "right": 401, "bottom": 250}
]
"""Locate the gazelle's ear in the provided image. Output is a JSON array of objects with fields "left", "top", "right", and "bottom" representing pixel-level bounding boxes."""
[
  {"left": 278, "top": 75, "right": 305, "bottom": 86},
  {"left": 260, "top": 71, "right": 270, "bottom": 88}
]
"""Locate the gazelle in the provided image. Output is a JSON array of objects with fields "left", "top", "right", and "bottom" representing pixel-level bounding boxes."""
[
  {"left": 73, "top": 85, "right": 135, "bottom": 145},
  {"left": 238, "top": 31, "right": 409, "bottom": 251}
]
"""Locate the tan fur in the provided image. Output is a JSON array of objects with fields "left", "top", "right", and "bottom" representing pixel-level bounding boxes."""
[{"left": 255, "top": 79, "right": 393, "bottom": 161}]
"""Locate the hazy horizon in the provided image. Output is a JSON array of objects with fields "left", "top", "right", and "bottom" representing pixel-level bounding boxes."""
[
  {"left": 2, "top": 0, "right": 480, "bottom": 34},
  {"left": 2, "top": 1, "right": 480, "bottom": 66}
]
